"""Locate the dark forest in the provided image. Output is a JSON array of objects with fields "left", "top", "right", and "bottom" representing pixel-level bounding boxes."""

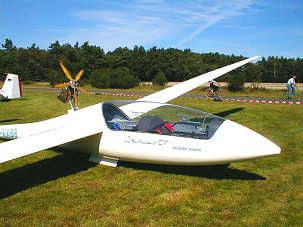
[{"left": 1, "top": 39, "right": 302, "bottom": 88}]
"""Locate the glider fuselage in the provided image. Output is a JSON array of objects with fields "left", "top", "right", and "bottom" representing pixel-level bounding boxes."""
[{"left": 0, "top": 101, "right": 280, "bottom": 166}]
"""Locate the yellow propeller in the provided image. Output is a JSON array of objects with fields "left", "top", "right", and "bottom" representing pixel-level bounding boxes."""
[
  {"left": 75, "top": 69, "right": 84, "bottom": 81},
  {"left": 55, "top": 82, "right": 70, "bottom": 88},
  {"left": 59, "top": 62, "right": 73, "bottom": 81},
  {"left": 59, "top": 62, "right": 84, "bottom": 81},
  {"left": 55, "top": 62, "right": 86, "bottom": 88},
  {"left": 55, "top": 61, "right": 88, "bottom": 110}
]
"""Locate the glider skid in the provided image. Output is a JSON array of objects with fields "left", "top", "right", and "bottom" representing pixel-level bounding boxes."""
[{"left": 88, "top": 153, "right": 119, "bottom": 167}]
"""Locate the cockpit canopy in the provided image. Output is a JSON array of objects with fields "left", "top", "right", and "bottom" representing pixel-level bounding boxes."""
[{"left": 102, "top": 101, "right": 225, "bottom": 140}]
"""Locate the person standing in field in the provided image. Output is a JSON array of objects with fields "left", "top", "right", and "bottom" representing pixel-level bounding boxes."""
[{"left": 287, "top": 76, "right": 296, "bottom": 99}]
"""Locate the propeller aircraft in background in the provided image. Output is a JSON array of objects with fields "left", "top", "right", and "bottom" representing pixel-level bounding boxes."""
[
  {"left": 0, "top": 56, "right": 280, "bottom": 168},
  {"left": 55, "top": 62, "right": 87, "bottom": 111}
]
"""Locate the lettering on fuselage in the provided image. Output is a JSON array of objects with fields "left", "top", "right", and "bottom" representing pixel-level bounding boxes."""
[
  {"left": 173, "top": 146, "right": 202, "bottom": 152},
  {"left": 0, "top": 128, "right": 18, "bottom": 139},
  {"left": 124, "top": 136, "right": 168, "bottom": 146}
]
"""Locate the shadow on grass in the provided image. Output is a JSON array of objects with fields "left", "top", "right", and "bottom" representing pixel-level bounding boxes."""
[
  {"left": 13, "top": 98, "right": 28, "bottom": 101},
  {"left": 214, "top": 107, "right": 244, "bottom": 118},
  {"left": 0, "top": 118, "right": 21, "bottom": 124},
  {"left": 0, "top": 98, "right": 27, "bottom": 102},
  {"left": 0, "top": 151, "right": 96, "bottom": 199},
  {"left": 19, "top": 98, "right": 28, "bottom": 101},
  {"left": 120, "top": 161, "right": 266, "bottom": 181},
  {"left": 0, "top": 150, "right": 264, "bottom": 199}
]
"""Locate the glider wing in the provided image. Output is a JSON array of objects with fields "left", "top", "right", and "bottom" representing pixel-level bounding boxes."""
[
  {"left": 121, "top": 56, "right": 260, "bottom": 118},
  {"left": 0, "top": 124, "right": 102, "bottom": 164}
]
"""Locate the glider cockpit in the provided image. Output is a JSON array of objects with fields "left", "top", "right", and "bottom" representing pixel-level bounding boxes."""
[{"left": 102, "top": 101, "right": 225, "bottom": 140}]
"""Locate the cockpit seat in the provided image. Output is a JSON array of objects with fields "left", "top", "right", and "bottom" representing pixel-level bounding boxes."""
[{"left": 137, "top": 116, "right": 174, "bottom": 135}]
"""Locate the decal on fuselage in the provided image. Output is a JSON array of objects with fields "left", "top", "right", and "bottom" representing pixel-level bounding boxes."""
[
  {"left": 173, "top": 146, "right": 203, "bottom": 152},
  {"left": 0, "top": 128, "right": 18, "bottom": 138},
  {"left": 124, "top": 136, "right": 168, "bottom": 146},
  {"left": 123, "top": 135, "right": 203, "bottom": 152}
]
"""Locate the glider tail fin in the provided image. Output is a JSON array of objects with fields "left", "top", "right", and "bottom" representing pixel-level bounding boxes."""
[{"left": 1, "top": 74, "right": 22, "bottom": 99}]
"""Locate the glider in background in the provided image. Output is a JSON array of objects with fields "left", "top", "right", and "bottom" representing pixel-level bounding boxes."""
[{"left": 0, "top": 74, "right": 22, "bottom": 100}]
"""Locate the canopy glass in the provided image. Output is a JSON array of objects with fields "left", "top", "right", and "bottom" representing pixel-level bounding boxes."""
[{"left": 102, "top": 101, "right": 225, "bottom": 140}]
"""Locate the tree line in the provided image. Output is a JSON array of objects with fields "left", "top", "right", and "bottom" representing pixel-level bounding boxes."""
[{"left": 1, "top": 39, "right": 302, "bottom": 89}]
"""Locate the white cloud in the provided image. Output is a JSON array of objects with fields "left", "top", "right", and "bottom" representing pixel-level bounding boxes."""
[
  {"left": 175, "top": 0, "right": 255, "bottom": 46},
  {"left": 59, "top": 0, "right": 255, "bottom": 50}
]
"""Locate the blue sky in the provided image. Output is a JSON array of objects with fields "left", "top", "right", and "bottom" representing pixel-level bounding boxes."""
[{"left": 1, "top": 0, "right": 302, "bottom": 58}]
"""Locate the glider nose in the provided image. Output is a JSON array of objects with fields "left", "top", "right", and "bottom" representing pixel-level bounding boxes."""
[{"left": 214, "top": 120, "right": 281, "bottom": 161}]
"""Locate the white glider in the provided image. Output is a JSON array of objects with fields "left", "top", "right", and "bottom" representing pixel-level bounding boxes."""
[
  {"left": 0, "top": 74, "right": 22, "bottom": 100},
  {"left": 0, "top": 56, "right": 280, "bottom": 167}
]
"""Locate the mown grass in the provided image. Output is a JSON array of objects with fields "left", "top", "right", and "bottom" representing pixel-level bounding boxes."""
[{"left": 0, "top": 90, "right": 302, "bottom": 227}]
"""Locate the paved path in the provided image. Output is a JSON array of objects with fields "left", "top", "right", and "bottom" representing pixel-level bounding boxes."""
[{"left": 23, "top": 88, "right": 303, "bottom": 104}]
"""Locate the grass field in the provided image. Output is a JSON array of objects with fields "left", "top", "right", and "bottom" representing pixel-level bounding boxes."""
[{"left": 0, "top": 90, "right": 302, "bottom": 227}]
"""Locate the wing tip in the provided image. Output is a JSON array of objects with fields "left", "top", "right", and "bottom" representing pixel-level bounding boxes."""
[{"left": 250, "top": 56, "right": 261, "bottom": 62}]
